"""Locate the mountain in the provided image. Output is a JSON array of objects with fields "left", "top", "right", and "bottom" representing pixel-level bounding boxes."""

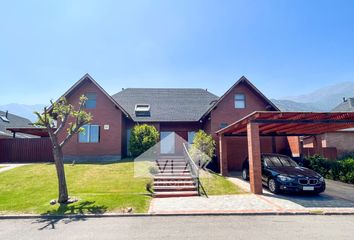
[
  {"left": 273, "top": 81, "right": 354, "bottom": 112},
  {"left": 1, "top": 82, "right": 354, "bottom": 120},
  {"left": 0, "top": 103, "right": 45, "bottom": 122}
]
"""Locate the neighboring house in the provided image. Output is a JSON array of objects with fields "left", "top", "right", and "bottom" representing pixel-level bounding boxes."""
[
  {"left": 0, "top": 110, "right": 34, "bottom": 138},
  {"left": 302, "top": 98, "right": 354, "bottom": 157},
  {"left": 54, "top": 74, "right": 291, "bottom": 171}
]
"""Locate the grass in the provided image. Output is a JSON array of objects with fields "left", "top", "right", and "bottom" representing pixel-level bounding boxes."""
[
  {"left": 0, "top": 160, "right": 152, "bottom": 215},
  {"left": 200, "top": 170, "right": 245, "bottom": 195},
  {"left": 0, "top": 160, "right": 245, "bottom": 215}
]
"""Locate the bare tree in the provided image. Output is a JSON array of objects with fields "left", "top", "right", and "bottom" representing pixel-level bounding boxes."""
[{"left": 35, "top": 95, "right": 92, "bottom": 203}]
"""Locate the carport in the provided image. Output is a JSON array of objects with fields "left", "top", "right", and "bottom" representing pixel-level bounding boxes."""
[{"left": 216, "top": 111, "right": 354, "bottom": 194}]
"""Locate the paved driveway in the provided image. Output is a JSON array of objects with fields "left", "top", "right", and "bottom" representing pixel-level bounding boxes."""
[
  {"left": 227, "top": 175, "right": 354, "bottom": 211},
  {"left": 150, "top": 174, "right": 354, "bottom": 214}
]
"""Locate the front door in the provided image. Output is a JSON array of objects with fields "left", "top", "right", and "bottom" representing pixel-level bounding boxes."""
[{"left": 160, "top": 132, "right": 175, "bottom": 154}]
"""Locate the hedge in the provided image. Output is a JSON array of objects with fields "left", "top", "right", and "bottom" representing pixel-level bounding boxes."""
[{"left": 303, "top": 155, "right": 354, "bottom": 184}]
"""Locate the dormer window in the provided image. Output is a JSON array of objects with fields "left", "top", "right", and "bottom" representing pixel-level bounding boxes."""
[
  {"left": 1, "top": 111, "right": 9, "bottom": 122},
  {"left": 0, "top": 116, "right": 9, "bottom": 123},
  {"left": 234, "top": 93, "right": 246, "bottom": 109},
  {"left": 84, "top": 93, "right": 97, "bottom": 108},
  {"left": 135, "top": 104, "right": 150, "bottom": 117}
]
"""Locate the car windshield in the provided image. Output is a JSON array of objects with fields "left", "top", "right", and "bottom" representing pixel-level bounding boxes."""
[{"left": 264, "top": 155, "right": 298, "bottom": 167}]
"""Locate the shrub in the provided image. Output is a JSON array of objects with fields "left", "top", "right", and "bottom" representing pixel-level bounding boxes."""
[
  {"left": 304, "top": 155, "right": 354, "bottom": 184},
  {"left": 339, "top": 158, "right": 354, "bottom": 184},
  {"left": 129, "top": 124, "right": 159, "bottom": 157},
  {"left": 189, "top": 130, "right": 216, "bottom": 168}
]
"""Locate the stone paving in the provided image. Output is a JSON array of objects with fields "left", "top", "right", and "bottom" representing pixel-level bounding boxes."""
[{"left": 149, "top": 175, "right": 354, "bottom": 214}]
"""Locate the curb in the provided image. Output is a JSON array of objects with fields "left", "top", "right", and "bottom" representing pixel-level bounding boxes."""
[{"left": 1, "top": 211, "right": 354, "bottom": 219}]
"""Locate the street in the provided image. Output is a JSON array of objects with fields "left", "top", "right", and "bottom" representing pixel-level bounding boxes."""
[{"left": 1, "top": 215, "right": 353, "bottom": 240}]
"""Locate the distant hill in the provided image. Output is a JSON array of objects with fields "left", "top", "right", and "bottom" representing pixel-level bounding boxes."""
[
  {"left": 273, "top": 81, "right": 354, "bottom": 112},
  {"left": 0, "top": 103, "right": 45, "bottom": 122},
  {"left": 1, "top": 81, "right": 354, "bottom": 120}
]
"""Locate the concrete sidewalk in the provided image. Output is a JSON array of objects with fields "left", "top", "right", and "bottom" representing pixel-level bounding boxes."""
[{"left": 0, "top": 164, "right": 28, "bottom": 173}]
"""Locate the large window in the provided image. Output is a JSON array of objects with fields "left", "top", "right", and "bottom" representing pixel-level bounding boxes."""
[
  {"left": 84, "top": 93, "right": 97, "bottom": 108},
  {"left": 79, "top": 124, "right": 100, "bottom": 143},
  {"left": 234, "top": 93, "right": 246, "bottom": 109}
]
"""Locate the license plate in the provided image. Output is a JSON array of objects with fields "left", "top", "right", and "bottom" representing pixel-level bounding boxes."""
[{"left": 303, "top": 186, "right": 314, "bottom": 191}]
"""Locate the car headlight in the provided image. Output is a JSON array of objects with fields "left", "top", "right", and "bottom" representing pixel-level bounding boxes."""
[
  {"left": 319, "top": 176, "right": 324, "bottom": 182},
  {"left": 277, "top": 175, "right": 295, "bottom": 182}
]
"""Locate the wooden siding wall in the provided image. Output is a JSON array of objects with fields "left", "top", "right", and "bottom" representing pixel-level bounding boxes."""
[{"left": 0, "top": 138, "right": 54, "bottom": 163}]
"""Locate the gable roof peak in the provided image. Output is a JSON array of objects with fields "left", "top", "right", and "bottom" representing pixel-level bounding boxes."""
[
  {"left": 50, "top": 74, "right": 131, "bottom": 117},
  {"left": 200, "top": 75, "right": 280, "bottom": 120}
]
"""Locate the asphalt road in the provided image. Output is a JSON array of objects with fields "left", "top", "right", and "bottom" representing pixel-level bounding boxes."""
[{"left": 1, "top": 215, "right": 354, "bottom": 240}]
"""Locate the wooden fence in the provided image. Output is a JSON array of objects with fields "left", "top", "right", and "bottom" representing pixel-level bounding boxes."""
[
  {"left": 302, "top": 147, "right": 338, "bottom": 160},
  {"left": 0, "top": 138, "right": 54, "bottom": 163}
]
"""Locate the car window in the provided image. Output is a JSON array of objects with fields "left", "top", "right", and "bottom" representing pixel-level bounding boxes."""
[
  {"left": 268, "top": 156, "right": 283, "bottom": 167},
  {"left": 264, "top": 157, "right": 274, "bottom": 167},
  {"left": 278, "top": 156, "right": 298, "bottom": 167}
]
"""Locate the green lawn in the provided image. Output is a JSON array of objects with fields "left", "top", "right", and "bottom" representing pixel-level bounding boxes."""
[
  {"left": 0, "top": 160, "right": 152, "bottom": 215},
  {"left": 200, "top": 171, "right": 245, "bottom": 195},
  {"left": 0, "top": 160, "right": 244, "bottom": 215}
]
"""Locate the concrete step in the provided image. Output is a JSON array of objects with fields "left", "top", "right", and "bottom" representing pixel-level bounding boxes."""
[
  {"left": 154, "top": 185, "right": 197, "bottom": 192},
  {"left": 154, "top": 191, "right": 199, "bottom": 198},
  {"left": 154, "top": 176, "right": 194, "bottom": 181},
  {"left": 158, "top": 169, "right": 190, "bottom": 173},
  {"left": 153, "top": 181, "right": 196, "bottom": 186},
  {"left": 155, "top": 173, "right": 193, "bottom": 177},
  {"left": 156, "top": 161, "right": 187, "bottom": 165},
  {"left": 157, "top": 166, "right": 189, "bottom": 171}
]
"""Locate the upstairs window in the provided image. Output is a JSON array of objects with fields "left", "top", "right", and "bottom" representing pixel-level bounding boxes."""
[
  {"left": 220, "top": 123, "right": 228, "bottom": 129},
  {"left": 135, "top": 104, "right": 150, "bottom": 117},
  {"left": 234, "top": 93, "right": 246, "bottom": 109},
  {"left": 84, "top": 93, "right": 97, "bottom": 108},
  {"left": 79, "top": 124, "right": 100, "bottom": 143}
]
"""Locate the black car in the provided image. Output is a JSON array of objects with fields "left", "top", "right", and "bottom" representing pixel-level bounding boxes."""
[{"left": 242, "top": 154, "right": 326, "bottom": 194}]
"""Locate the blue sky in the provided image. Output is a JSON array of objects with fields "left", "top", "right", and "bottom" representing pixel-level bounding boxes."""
[{"left": 1, "top": 0, "right": 354, "bottom": 104}]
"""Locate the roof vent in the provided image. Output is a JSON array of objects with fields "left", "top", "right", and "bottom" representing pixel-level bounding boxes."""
[{"left": 135, "top": 104, "right": 150, "bottom": 117}]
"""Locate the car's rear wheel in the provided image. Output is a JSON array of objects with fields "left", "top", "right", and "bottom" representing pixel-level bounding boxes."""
[
  {"left": 268, "top": 178, "right": 279, "bottom": 194},
  {"left": 242, "top": 168, "right": 249, "bottom": 180}
]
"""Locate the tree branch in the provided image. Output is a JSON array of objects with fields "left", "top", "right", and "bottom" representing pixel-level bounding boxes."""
[
  {"left": 59, "top": 121, "right": 87, "bottom": 148},
  {"left": 54, "top": 110, "right": 70, "bottom": 135}
]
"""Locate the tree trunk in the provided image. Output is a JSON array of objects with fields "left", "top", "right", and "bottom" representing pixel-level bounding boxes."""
[{"left": 53, "top": 146, "right": 69, "bottom": 203}]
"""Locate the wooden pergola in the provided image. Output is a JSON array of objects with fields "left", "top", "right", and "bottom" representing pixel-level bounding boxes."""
[
  {"left": 216, "top": 111, "right": 354, "bottom": 194},
  {"left": 6, "top": 127, "right": 51, "bottom": 138}
]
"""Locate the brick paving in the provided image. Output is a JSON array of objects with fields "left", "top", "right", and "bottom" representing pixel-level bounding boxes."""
[{"left": 149, "top": 175, "right": 354, "bottom": 214}]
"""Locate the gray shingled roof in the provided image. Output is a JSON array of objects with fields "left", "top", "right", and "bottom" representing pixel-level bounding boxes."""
[
  {"left": 0, "top": 110, "right": 33, "bottom": 138},
  {"left": 331, "top": 98, "right": 354, "bottom": 112},
  {"left": 112, "top": 88, "right": 219, "bottom": 122}
]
